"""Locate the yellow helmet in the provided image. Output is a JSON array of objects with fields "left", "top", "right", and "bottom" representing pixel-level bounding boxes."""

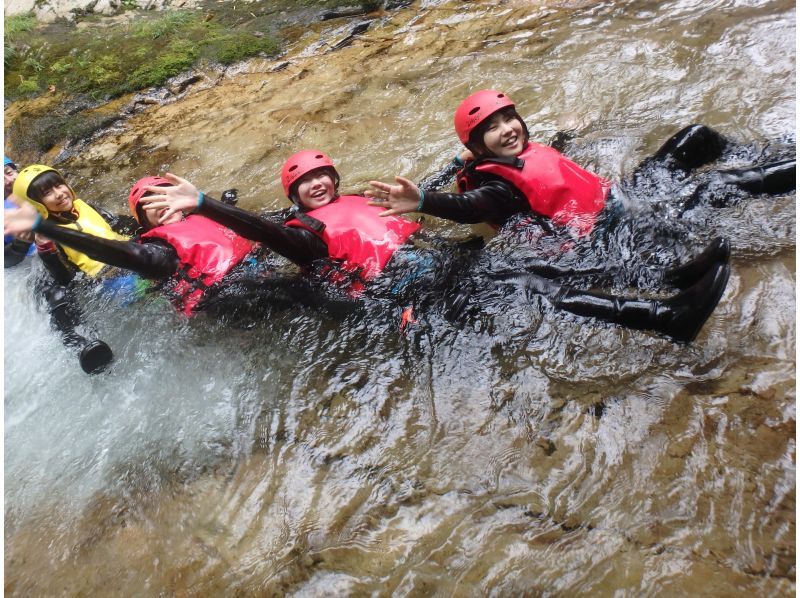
[{"left": 12, "top": 164, "right": 72, "bottom": 218}]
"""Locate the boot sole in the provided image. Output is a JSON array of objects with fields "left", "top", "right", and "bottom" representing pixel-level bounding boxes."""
[
  {"left": 79, "top": 340, "right": 114, "bottom": 374},
  {"left": 676, "top": 263, "right": 731, "bottom": 343}
]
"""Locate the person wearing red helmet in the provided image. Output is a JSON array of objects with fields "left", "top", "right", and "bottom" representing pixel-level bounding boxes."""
[
  {"left": 368, "top": 88, "right": 794, "bottom": 229},
  {"left": 4, "top": 176, "right": 307, "bottom": 317},
  {"left": 361, "top": 89, "right": 796, "bottom": 342},
  {"left": 137, "top": 151, "right": 731, "bottom": 343},
  {"left": 134, "top": 152, "right": 427, "bottom": 304}
]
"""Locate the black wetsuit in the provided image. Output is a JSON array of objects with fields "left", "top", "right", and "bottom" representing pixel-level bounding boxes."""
[
  {"left": 36, "top": 217, "right": 178, "bottom": 280},
  {"left": 35, "top": 205, "right": 141, "bottom": 283},
  {"left": 423, "top": 178, "right": 530, "bottom": 227},
  {"left": 30, "top": 206, "right": 335, "bottom": 319},
  {"left": 191, "top": 198, "right": 327, "bottom": 267},
  {"left": 169, "top": 190, "right": 732, "bottom": 343}
]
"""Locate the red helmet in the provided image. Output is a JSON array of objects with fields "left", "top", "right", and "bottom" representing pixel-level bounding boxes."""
[
  {"left": 454, "top": 89, "right": 516, "bottom": 144},
  {"left": 280, "top": 150, "right": 339, "bottom": 198},
  {"left": 128, "top": 176, "right": 171, "bottom": 224}
]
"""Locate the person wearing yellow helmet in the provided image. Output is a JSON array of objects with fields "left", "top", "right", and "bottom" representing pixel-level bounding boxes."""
[
  {"left": 4, "top": 175, "right": 326, "bottom": 321},
  {"left": 13, "top": 165, "right": 139, "bottom": 279},
  {"left": 8, "top": 164, "right": 143, "bottom": 374}
]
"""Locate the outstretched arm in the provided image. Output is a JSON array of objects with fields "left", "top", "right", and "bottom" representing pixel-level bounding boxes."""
[
  {"left": 4, "top": 201, "right": 179, "bottom": 278},
  {"left": 417, "top": 151, "right": 474, "bottom": 193},
  {"left": 140, "top": 172, "right": 327, "bottom": 266},
  {"left": 366, "top": 174, "right": 529, "bottom": 225}
]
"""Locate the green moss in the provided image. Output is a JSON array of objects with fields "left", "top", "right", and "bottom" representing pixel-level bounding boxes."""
[
  {"left": 128, "top": 38, "right": 199, "bottom": 89},
  {"left": 4, "top": 13, "right": 38, "bottom": 38},
  {"left": 16, "top": 78, "right": 40, "bottom": 95},
  {"left": 4, "top": 3, "right": 323, "bottom": 101},
  {"left": 8, "top": 110, "right": 122, "bottom": 154},
  {"left": 210, "top": 33, "right": 280, "bottom": 65},
  {"left": 4, "top": 13, "right": 37, "bottom": 68},
  {"left": 6, "top": 1, "right": 387, "bottom": 157},
  {"left": 131, "top": 9, "right": 196, "bottom": 40},
  {"left": 87, "top": 54, "right": 123, "bottom": 87},
  {"left": 49, "top": 57, "right": 72, "bottom": 75}
]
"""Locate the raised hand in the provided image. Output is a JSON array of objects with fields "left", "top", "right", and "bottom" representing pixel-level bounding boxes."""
[
  {"left": 366, "top": 176, "right": 421, "bottom": 217},
  {"left": 138, "top": 172, "right": 202, "bottom": 224},
  {"left": 3, "top": 201, "right": 41, "bottom": 236}
]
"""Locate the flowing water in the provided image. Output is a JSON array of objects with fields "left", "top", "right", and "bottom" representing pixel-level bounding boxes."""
[{"left": 4, "top": 0, "right": 796, "bottom": 594}]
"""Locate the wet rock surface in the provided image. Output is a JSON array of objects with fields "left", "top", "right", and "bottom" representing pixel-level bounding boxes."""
[{"left": 3, "top": 0, "right": 795, "bottom": 595}]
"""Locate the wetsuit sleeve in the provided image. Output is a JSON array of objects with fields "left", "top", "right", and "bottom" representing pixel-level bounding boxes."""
[
  {"left": 197, "top": 196, "right": 328, "bottom": 267},
  {"left": 35, "top": 219, "right": 179, "bottom": 279},
  {"left": 91, "top": 204, "right": 141, "bottom": 236},
  {"left": 36, "top": 240, "right": 77, "bottom": 285},
  {"left": 421, "top": 179, "right": 530, "bottom": 224},
  {"left": 418, "top": 160, "right": 461, "bottom": 193}
]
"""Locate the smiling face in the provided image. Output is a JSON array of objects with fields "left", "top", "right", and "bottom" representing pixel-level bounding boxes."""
[
  {"left": 39, "top": 183, "right": 75, "bottom": 213},
  {"left": 481, "top": 110, "right": 526, "bottom": 158},
  {"left": 295, "top": 169, "right": 337, "bottom": 210}
]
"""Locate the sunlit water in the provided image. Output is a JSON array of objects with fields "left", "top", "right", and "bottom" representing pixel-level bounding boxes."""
[{"left": 4, "top": 0, "right": 795, "bottom": 594}]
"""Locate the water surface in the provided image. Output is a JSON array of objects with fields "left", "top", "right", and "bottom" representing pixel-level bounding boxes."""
[{"left": 4, "top": 0, "right": 795, "bottom": 594}]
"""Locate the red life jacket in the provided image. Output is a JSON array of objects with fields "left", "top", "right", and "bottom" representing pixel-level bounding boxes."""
[
  {"left": 457, "top": 142, "right": 611, "bottom": 235},
  {"left": 141, "top": 215, "right": 254, "bottom": 315},
  {"left": 285, "top": 194, "right": 420, "bottom": 293}
]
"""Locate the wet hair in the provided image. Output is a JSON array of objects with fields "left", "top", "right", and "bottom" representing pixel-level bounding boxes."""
[
  {"left": 466, "top": 106, "right": 530, "bottom": 159},
  {"left": 27, "top": 170, "right": 69, "bottom": 203},
  {"left": 288, "top": 166, "right": 340, "bottom": 206}
]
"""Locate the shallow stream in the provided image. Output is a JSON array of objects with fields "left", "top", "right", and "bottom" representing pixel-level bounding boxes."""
[{"left": 4, "top": 0, "right": 796, "bottom": 594}]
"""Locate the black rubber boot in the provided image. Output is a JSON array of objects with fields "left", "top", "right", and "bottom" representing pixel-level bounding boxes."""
[
  {"left": 646, "top": 124, "right": 729, "bottom": 172},
  {"left": 713, "top": 159, "right": 796, "bottom": 195},
  {"left": 683, "top": 159, "right": 796, "bottom": 212},
  {"left": 47, "top": 285, "right": 114, "bottom": 374},
  {"left": 552, "top": 262, "right": 731, "bottom": 343},
  {"left": 79, "top": 340, "right": 114, "bottom": 374},
  {"left": 663, "top": 237, "right": 731, "bottom": 289}
]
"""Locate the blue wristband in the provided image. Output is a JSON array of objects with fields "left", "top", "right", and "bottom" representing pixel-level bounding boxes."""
[
  {"left": 196, "top": 192, "right": 205, "bottom": 212},
  {"left": 453, "top": 154, "right": 464, "bottom": 167},
  {"left": 417, "top": 189, "right": 425, "bottom": 212},
  {"left": 32, "top": 213, "right": 42, "bottom": 232}
]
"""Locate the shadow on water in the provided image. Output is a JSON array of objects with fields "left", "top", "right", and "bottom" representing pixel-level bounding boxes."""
[{"left": 4, "top": 0, "right": 795, "bottom": 595}]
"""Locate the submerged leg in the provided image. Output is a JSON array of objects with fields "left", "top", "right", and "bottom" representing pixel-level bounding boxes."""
[
  {"left": 490, "top": 261, "right": 608, "bottom": 281},
  {"left": 43, "top": 283, "right": 113, "bottom": 374},
  {"left": 682, "top": 159, "right": 796, "bottom": 213},
  {"left": 518, "top": 262, "right": 730, "bottom": 343},
  {"left": 489, "top": 237, "right": 729, "bottom": 291}
]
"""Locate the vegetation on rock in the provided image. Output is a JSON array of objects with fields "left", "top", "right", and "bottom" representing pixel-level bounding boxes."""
[{"left": 4, "top": 0, "right": 379, "bottom": 157}]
